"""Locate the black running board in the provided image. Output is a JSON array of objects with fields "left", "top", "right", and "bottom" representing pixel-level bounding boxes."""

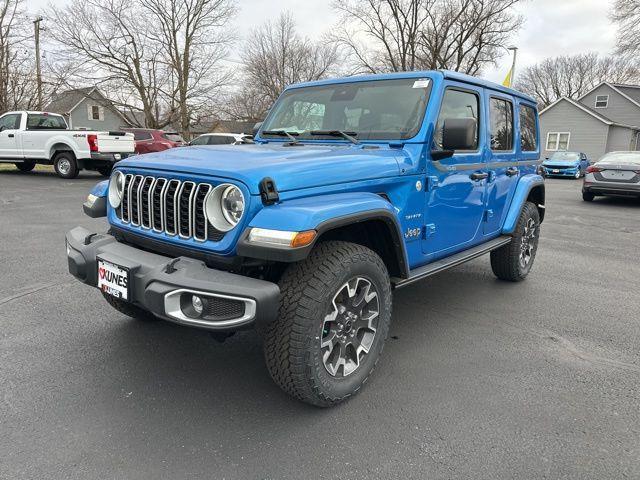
[{"left": 392, "top": 236, "right": 512, "bottom": 288}]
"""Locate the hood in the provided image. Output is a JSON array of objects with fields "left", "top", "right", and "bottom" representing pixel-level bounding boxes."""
[
  {"left": 118, "top": 143, "right": 405, "bottom": 194},
  {"left": 543, "top": 159, "right": 579, "bottom": 167}
]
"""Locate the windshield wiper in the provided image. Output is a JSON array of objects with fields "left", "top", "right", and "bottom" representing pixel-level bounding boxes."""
[
  {"left": 261, "top": 130, "right": 300, "bottom": 144},
  {"left": 310, "top": 130, "right": 360, "bottom": 145}
]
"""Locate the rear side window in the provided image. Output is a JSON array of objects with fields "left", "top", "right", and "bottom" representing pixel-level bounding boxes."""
[
  {"left": 490, "top": 98, "right": 514, "bottom": 151},
  {"left": 434, "top": 88, "right": 480, "bottom": 150},
  {"left": 162, "top": 133, "right": 184, "bottom": 143},
  {"left": 190, "top": 135, "right": 209, "bottom": 146},
  {"left": 132, "top": 131, "right": 152, "bottom": 141},
  {"left": 209, "top": 136, "right": 235, "bottom": 145},
  {"left": 26, "top": 114, "right": 67, "bottom": 130},
  {"left": 519, "top": 105, "right": 537, "bottom": 152}
]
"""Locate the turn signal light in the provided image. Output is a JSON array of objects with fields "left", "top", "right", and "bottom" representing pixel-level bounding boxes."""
[
  {"left": 248, "top": 228, "right": 317, "bottom": 248},
  {"left": 586, "top": 165, "right": 602, "bottom": 173}
]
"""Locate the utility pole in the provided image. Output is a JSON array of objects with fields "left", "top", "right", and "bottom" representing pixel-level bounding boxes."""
[{"left": 33, "top": 17, "right": 43, "bottom": 110}]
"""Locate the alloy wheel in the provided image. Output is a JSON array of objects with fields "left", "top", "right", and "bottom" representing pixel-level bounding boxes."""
[
  {"left": 519, "top": 217, "right": 538, "bottom": 268},
  {"left": 58, "top": 158, "right": 71, "bottom": 175},
  {"left": 321, "top": 277, "right": 380, "bottom": 377}
]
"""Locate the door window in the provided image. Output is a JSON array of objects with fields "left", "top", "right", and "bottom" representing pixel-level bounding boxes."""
[
  {"left": 190, "top": 135, "right": 209, "bottom": 145},
  {"left": 433, "top": 89, "right": 479, "bottom": 151},
  {"left": 0, "top": 113, "right": 21, "bottom": 130},
  {"left": 132, "top": 131, "right": 153, "bottom": 141},
  {"left": 519, "top": 105, "right": 537, "bottom": 152},
  {"left": 490, "top": 98, "right": 514, "bottom": 151}
]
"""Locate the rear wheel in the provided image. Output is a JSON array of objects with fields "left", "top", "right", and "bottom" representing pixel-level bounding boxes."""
[
  {"left": 53, "top": 152, "right": 79, "bottom": 179},
  {"left": 15, "top": 161, "right": 35, "bottom": 172},
  {"left": 264, "top": 241, "right": 392, "bottom": 407},
  {"left": 582, "top": 191, "right": 595, "bottom": 202},
  {"left": 101, "top": 291, "right": 158, "bottom": 321},
  {"left": 490, "top": 201, "right": 540, "bottom": 282}
]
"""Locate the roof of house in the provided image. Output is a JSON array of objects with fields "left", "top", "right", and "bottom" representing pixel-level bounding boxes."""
[
  {"left": 577, "top": 82, "right": 640, "bottom": 112},
  {"left": 44, "top": 87, "right": 99, "bottom": 115},
  {"left": 612, "top": 84, "right": 640, "bottom": 106},
  {"left": 539, "top": 96, "right": 640, "bottom": 130}
]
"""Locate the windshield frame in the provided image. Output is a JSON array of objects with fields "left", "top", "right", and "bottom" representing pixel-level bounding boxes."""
[{"left": 257, "top": 75, "right": 435, "bottom": 144}]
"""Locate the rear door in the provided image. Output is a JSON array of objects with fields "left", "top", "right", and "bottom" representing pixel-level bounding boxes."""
[
  {"left": 0, "top": 113, "right": 22, "bottom": 158},
  {"left": 423, "top": 83, "right": 487, "bottom": 256},
  {"left": 483, "top": 94, "right": 517, "bottom": 235}
]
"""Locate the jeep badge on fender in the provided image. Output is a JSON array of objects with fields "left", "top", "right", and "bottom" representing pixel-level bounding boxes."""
[{"left": 65, "top": 71, "right": 544, "bottom": 407}]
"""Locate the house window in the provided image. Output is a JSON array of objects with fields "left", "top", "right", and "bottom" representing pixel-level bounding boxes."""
[
  {"left": 595, "top": 95, "right": 609, "bottom": 108},
  {"left": 546, "top": 132, "right": 570, "bottom": 151},
  {"left": 88, "top": 104, "right": 104, "bottom": 121}
]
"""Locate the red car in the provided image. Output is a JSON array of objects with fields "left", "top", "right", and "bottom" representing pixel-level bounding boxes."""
[{"left": 123, "top": 128, "right": 185, "bottom": 154}]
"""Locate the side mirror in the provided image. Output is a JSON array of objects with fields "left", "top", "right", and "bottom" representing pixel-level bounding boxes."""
[
  {"left": 252, "top": 122, "right": 262, "bottom": 137},
  {"left": 442, "top": 118, "right": 477, "bottom": 151},
  {"left": 0, "top": 126, "right": 5, "bottom": 133}
]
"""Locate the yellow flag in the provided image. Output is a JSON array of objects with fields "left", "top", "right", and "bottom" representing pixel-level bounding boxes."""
[{"left": 502, "top": 68, "right": 512, "bottom": 87}]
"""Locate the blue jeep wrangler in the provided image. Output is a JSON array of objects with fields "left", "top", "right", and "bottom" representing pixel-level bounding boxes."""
[{"left": 66, "top": 71, "right": 544, "bottom": 407}]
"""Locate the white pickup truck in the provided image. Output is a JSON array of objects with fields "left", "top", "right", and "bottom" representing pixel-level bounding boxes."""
[{"left": 0, "top": 111, "right": 135, "bottom": 179}]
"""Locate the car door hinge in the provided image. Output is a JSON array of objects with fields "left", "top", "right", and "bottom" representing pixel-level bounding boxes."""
[
  {"left": 484, "top": 209, "right": 494, "bottom": 221},
  {"left": 424, "top": 224, "right": 436, "bottom": 238},
  {"left": 427, "top": 176, "right": 439, "bottom": 191}
]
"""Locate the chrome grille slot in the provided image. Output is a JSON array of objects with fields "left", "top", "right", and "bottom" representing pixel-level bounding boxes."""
[
  {"left": 164, "top": 180, "right": 181, "bottom": 235},
  {"left": 140, "top": 177, "right": 155, "bottom": 228},
  {"left": 151, "top": 178, "right": 167, "bottom": 232},
  {"left": 117, "top": 174, "right": 226, "bottom": 243},
  {"left": 129, "top": 175, "right": 144, "bottom": 226},
  {"left": 193, "top": 184, "right": 211, "bottom": 241},
  {"left": 178, "top": 182, "right": 196, "bottom": 238}
]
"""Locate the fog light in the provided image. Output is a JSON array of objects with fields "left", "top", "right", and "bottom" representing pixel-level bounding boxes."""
[{"left": 192, "top": 295, "right": 204, "bottom": 315}]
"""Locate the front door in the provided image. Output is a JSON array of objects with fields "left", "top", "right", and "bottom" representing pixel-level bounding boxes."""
[
  {"left": 423, "top": 84, "right": 487, "bottom": 257},
  {"left": 0, "top": 113, "right": 22, "bottom": 158}
]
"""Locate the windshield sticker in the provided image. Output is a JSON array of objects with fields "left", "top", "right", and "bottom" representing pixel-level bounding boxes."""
[{"left": 412, "top": 79, "right": 431, "bottom": 88}]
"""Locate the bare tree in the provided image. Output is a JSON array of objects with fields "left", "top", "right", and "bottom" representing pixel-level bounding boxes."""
[
  {"left": 140, "top": 0, "right": 234, "bottom": 136},
  {"left": 515, "top": 53, "right": 640, "bottom": 108},
  {"left": 225, "top": 12, "right": 338, "bottom": 121},
  {"left": 331, "top": 0, "right": 523, "bottom": 75},
  {"left": 47, "top": 0, "right": 173, "bottom": 128},
  {"left": 611, "top": 0, "right": 640, "bottom": 57}
]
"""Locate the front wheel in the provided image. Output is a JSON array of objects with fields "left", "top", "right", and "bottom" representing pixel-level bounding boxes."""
[
  {"left": 15, "top": 161, "right": 36, "bottom": 172},
  {"left": 490, "top": 201, "right": 540, "bottom": 282},
  {"left": 53, "top": 152, "right": 79, "bottom": 179},
  {"left": 574, "top": 170, "right": 581, "bottom": 179},
  {"left": 264, "top": 241, "right": 392, "bottom": 407},
  {"left": 97, "top": 165, "right": 113, "bottom": 177}
]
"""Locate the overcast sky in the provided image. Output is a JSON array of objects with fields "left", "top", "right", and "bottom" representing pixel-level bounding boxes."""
[{"left": 29, "top": 0, "right": 618, "bottom": 84}]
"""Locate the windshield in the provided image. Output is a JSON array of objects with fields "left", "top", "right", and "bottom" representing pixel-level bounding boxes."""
[
  {"left": 261, "top": 78, "right": 432, "bottom": 141},
  {"left": 598, "top": 152, "right": 640, "bottom": 165},
  {"left": 27, "top": 114, "right": 67, "bottom": 130},
  {"left": 548, "top": 152, "right": 579, "bottom": 161}
]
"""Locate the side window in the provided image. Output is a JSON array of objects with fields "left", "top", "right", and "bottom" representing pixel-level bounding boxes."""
[
  {"left": 595, "top": 95, "right": 608, "bottom": 108},
  {"left": 133, "top": 131, "right": 152, "bottom": 141},
  {"left": 434, "top": 88, "right": 479, "bottom": 150},
  {"left": 190, "top": 136, "right": 209, "bottom": 146},
  {"left": 0, "top": 113, "right": 21, "bottom": 130},
  {"left": 490, "top": 97, "right": 514, "bottom": 151},
  {"left": 519, "top": 104, "right": 537, "bottom": 152},
  {"left": 208, "top": 136, "right": 225, "bottom": 145}
]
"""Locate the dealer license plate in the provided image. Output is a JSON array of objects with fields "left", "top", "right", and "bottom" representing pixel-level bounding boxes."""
[
  {"left": 553, "top": 169, "right": 560, "bottom": 173},
  {"left": 97, "top": 259, "right": 129, "bottom": 300}
]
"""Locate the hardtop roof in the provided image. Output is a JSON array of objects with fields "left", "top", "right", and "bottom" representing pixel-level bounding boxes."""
[{"left": 286, "top": 70, "right": 537, "bottom": 105}]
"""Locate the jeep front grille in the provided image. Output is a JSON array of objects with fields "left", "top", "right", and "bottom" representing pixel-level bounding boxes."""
[{"left": 117, "top": 174, "right": 223, "bottom": 242}]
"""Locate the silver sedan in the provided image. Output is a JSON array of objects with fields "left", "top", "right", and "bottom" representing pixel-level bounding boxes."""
[{"left": 582, "top": 152, "right": 640, "bottom": 202}]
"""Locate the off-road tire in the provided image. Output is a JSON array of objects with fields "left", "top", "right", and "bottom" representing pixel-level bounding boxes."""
[
  {"left": 490, "top": 201, "right": 540, "bottom": 282},
  {"left": 53, "top": 152, "right": 79, "bottom": 179},
  {"left": 101, "top": 291, "right": 158, "bottom": 321},
  {"left": 97, "top": 165, "right": 113, "bottom": 177},
  {"left": 582, "top": 191, "right": 595, "bottom": 202},
  {"left": 264, "top": 241, "right": 392, "bottom": 407},
  {"left": 15, "top": 161, "right": 35, "bottom": 172}
]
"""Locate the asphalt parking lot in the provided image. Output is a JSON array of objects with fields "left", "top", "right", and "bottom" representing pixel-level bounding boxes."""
[{"left": 1, "top": 168, "right": 639, "bottom": 479}]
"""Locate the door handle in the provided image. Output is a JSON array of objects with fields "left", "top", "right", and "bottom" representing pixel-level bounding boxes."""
[
  {"left": 470, "top": 172, "right": 489, "bottom": 181},
  {"left": 506, "top": 167, "right": 519, "bottom": 177},
  {"left": 8, "top": 133, "right": 14, "bottom": 138}
]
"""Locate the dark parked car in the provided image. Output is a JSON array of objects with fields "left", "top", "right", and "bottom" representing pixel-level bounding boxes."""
[
  {"left": 583, "top": 151, "right": 640, "bottom": 201},
  {"left": 123, "top": 128, "right": 184, "bottom": 154}
]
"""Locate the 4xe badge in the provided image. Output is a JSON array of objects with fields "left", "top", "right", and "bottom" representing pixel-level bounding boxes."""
[{"left": 97, "top": 259, "right": 129, "bottom": 300}]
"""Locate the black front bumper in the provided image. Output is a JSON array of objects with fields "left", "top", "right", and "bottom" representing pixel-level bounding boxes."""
[{"left": 65, "top": 226, "right": 280, "bottom": 331}]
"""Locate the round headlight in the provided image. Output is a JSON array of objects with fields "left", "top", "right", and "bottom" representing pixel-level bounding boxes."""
[
  {"left": 205, "top": 183, "right": 245, "bottom": 232},
  {"left": 108, "top": 171, "right": 125, "bottom": 208}
]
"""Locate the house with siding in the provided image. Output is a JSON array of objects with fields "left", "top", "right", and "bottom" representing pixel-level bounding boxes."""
[
  {"left": 45, "top": 87, "right": 130, "bottom": 131},
  {"left": 539, "top": 82, "right": 640, "bottom": 161}
]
